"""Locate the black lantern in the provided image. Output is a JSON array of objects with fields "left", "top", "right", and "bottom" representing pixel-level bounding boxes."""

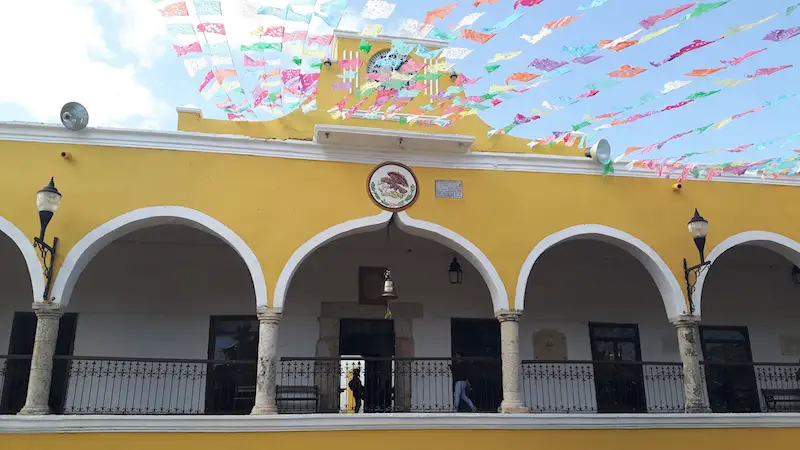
[
  {"left": 448, "top": 256, "right": 463, "bottom": 284},
  {"left": 683, "top": 208, "right": 711, "bottom": 315},
  {"left": 687, "top": 208, "right": 709, "bottom": 262},
  {"left": 34, "top": 177, "right": 62, "bottom": 302},
  {"left": 792, "top": 265, "right": 800, "bottom": 285}
]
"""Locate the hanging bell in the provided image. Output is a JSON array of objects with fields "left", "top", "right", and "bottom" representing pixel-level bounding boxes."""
[{"left": 381, "top": 269, "right": 399, "bottom": 301}]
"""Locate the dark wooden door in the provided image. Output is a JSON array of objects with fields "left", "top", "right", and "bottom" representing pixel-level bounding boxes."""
[
  {"left": 450, "top": 318, "right": 501, "bottom": 412},
  {"left": 589, "top": 323, "right": 647, "bottom": 413},
  {"left": 700, "top": 326, "right": 760, "bottom": 413},
  {"left": 340, "top": 319, "right": 395, "bottom": 412}
]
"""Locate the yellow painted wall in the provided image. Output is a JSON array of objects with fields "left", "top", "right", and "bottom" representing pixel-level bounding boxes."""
[
  {"left": 1, "top": 137, "right": 799, "bottom": 312},
  {"left": 3, "top": 428, "right": 800, "bottom": 450}
]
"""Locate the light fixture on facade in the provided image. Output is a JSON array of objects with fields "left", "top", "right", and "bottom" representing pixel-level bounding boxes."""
[
  {"left": 683, "top": 208, "right": 711, "bottom": 315},
  {"left": 792, "top": 265, "right": 800, "bottom": 285},
  {"left": 34, "top": 177, "right": 62, "bottom": 302},
  {"left": 448, "top": 256, "right": 463, "bottom": 284}
]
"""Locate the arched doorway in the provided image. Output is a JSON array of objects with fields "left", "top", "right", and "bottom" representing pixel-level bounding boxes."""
[
  {"left": 696, "top": 232, "right": 800, "bottom": 413},
  {"left": 516, "top": 225, "right": 685, "bottom": 414},
  {"left": 48, "top": 207, "right": 267, "bottom": 415},
  {"left": 274, "top": 211, "right": 507, "bottom": 413}
]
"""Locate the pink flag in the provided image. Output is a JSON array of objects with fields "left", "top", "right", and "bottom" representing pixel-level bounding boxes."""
[
  {"left": 721, "top": 48, "right": 767, "bottom": 66},
  {"left": 281, "top": 69, "right": 301, "bottom": 83},
  {"left": 197, "top": 23, "right": 226, "bottom": 35},
  {"left": 639, "top": 3, "right": 696, "bottom": 29},
  {"left": 244, "top": 55, "right": 264, "bottom": 67},
  {"left": 283, "top": 30, "right": 308, "bottom": 42},
  {"left": 174, "top": 42, "right": 202, "bottom": 56},
  {"left": 746, "top": 65, "right": 792, "bottom": 78},
  {"left": 261, "top": 26, "right": 284, "bottom": 38},
  {"left": 215, "top": 69, "right": 237, "bottom": 84},
  {"left": 308, "top": 34, "right": 334, "bottom": 46},
  {"left": 198, "top": 70, "right": 215, "bottom": 92},
  {"left": 339, "top": 58, "right": 363, "bottom": 70},
  {"left": 400, "top": 59, "right": 426, "bottom": 73}
]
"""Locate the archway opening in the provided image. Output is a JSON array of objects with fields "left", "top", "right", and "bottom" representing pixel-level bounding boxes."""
[
  {"left": 699, "top": 244, "right": 800, "bottom": 413},
  {"left": 277, "top": 219, "right": 501, "bottom": 414},
  {"left": 519, "top": 238, "right": 684, "bottom": 414},
  {"left": 0, "top": 232, "right": 37, "bottom": 414},
  {"left": 61, "top": 224, "right": 257, "bottom": 415}
]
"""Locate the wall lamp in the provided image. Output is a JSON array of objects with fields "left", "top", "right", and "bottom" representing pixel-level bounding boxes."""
[
  {"left": 34, "top": 177, "right": 62, "bottom": 302},
  {"left": 448, "top": 256, "right": 463, "bottom": 284},
  {"left": 683, "top": 209, "right": 710, "bottom": 315}
]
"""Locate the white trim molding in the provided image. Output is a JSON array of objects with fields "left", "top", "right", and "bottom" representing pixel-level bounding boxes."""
[
  {"left": 49, "top": 206, "right": 268, "bottom": 308},
  {"left": 2, "top": 413, "right": 800, "bottom": 433},
  {"left": 0, "top": 216, "right": 45, "bottom": 302},
  {"left": 1, "top": 121, "right": 799, "bottom": 187},
  {"left": 515, "top": 225, "right": 686, "bottom": 319},
  {"left": 694, "top": 231, "right": 800, "bottom": 316},
  {"left": 273, "top": 211, "right": 509, "bottom": 312}
]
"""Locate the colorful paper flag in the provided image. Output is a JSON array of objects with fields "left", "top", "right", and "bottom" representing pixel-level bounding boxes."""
[
  {"left": 685, "top": 67, "right": 726, "bottom": 77},
  {"left": 608, "top": 64, "right": 646, "bottom": 78},
  {"left": 462, "top": 28, "right": 496, "bottom": 43}
]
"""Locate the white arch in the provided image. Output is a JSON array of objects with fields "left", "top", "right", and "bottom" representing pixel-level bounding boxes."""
[
  {"left": 273, "top": 210, "right": 510, "bottom": 312},
  {"left": 0, "top": 216, "right": 46, "bottom": 302},
  {"left": 50, "top": 206, "right": 268, "bottom": 308},
  {"left": 694, "top": 231, "right": 800, "bottom": 317},
  {"left": 515, "top": 224, "right": 686, "bottom": 319}
]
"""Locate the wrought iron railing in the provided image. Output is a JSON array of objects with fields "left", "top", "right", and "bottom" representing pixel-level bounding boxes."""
[
  {"left": 0, "top": 355, "right": 32, "bottom": 414},
  {"left": 5, "top": 356, "right": 795, "bottom": 415},
  {"left": 52, "top": 356, "right": 255, "bottom": 415},
  {"left": 521, "top": 360, "right": 800, "bottom": 413}
]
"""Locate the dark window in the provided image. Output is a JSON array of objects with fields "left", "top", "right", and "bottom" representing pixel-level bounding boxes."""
[{"left": 206, "top": 316, "right": 257, "bottom": 414}]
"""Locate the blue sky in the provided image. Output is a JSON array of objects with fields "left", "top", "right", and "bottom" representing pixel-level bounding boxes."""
[{"left": 1, "top": 0, "right": 798, "bottom": 165}]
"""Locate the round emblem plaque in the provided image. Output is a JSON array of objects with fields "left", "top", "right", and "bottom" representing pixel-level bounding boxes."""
[{"left": 367, "top": 162, "right": 419, "bottom": 211}]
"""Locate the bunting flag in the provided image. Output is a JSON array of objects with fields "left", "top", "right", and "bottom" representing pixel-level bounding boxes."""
[
  {"left": 639, "top": 3, "right": 696, "bottom": 29},
  {"left": 721, "top": 48, "right": 767, "bottom": 66}
]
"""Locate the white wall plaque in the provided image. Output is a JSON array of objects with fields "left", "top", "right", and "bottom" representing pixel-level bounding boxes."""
[{"left": 435, "top": 180, "right": 463, "bottom": 199}]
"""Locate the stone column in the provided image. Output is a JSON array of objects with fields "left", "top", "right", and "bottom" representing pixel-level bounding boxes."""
[
  {"left": 393, "top": 318, "right": 414, "bottom": 412},
  {"left": 496, "top": 309, "right": 528, "bottom": 413},
  {"left": 19, "top": 302, "right": 62, "bottom": 415},
  {"left": 251, "top": 306, "right": 282, "bottom": 415},
  {"left": 671, "top": 315, "right": 709, "bottom": 413}
]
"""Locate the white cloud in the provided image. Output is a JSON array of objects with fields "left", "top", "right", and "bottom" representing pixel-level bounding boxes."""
[
  {"left": 0, "top": 0, "right": 171, "bottom": 129},
  {"left": 103, "top": 0, "right": 170, "bottom": 68}
]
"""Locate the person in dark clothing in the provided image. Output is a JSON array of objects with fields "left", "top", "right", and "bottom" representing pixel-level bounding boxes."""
[
  {"left": 451, "top": 352, "right": 477, "bottom": 412},
  {"left": 348, "top": 367, "right": 365, "bottom": 413}
]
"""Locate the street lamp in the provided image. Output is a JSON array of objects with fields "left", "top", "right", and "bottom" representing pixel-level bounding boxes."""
[
  {"left": 34, "top": 177, "right": 62, "bottom": 302},
  {"left": 448, "top": 256, "right": 463, "bottom": 284},
  {"left": 683, "top": 209, "right": 711, "bottom": 315}
]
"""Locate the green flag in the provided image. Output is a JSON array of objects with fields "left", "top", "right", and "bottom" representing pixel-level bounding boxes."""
[
  {"left": 685, "top": 90, "right": 721, "bottom": 101},
  {"left": 682, "top": 2, "right": 728, "bottom": 21},
  {"left": 485, "top": 64, "right": 501, "bottom": 73},
  {"left": 358, "top": 39, "right": 372, "bottom": 54}
]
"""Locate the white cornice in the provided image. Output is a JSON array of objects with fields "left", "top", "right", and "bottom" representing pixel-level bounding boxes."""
[
  {"left": 2, "top": 413, "right": 799, "bottom": 433},
  {"left": 1, "top": 121, "right": 798, "bottom": 187},
  {"left": 334, "top": 30, "right": 449, "bottom": 48}
]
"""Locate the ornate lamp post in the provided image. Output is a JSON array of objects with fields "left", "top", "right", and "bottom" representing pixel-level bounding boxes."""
[
  {"left": 34, "top": 178, "right": 62, "bottom": 303},
  {"left": 683, "top": 209, "right": 710, "bottom": 314}
]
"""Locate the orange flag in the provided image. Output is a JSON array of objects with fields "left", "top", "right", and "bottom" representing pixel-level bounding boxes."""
[
  {"left": 473, "top": 0, "right": 499, "bottom": 5},
  {"left": 608, "top": 64, "right": 647, "bottom": 78},
  {"left": 425, "top": 3, "right": 458, "bottom": 24},
  {"left": 545, "top": 15, "right": 581, "bottom": 29},
  {"left": 598, "top": 40, "right": 638, "bottom": 51},
  {"left": 215, "top": 69, "right": 237, "bottom": 83},
  {"left": 462, "top": 28, "right": 496, "bottom": 43},
  {"left": 624, "top": 146, "right": 642, "bottom": 156},
  {"left": 505, "top": 72, "right": 540, "bottom": 84},
  {"left": 685, "top": 67, "right": 726, "bottom": 77}
]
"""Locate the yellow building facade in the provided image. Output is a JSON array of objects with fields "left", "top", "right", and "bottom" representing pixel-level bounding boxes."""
[{"left": 1, "top": 32, "right": 799, "bottom": 448}]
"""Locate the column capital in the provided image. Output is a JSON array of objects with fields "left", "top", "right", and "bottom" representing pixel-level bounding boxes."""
[
  {"left": 670, "top": 314, "right": 700, "bottom": 327},
  {"left": 31, "top": 302, "right": 61, "bottom": 319},
  {"left": 495, "top": 309, "right": 523, "bottom": 323},
  {"left": 256, "top": 306, "right": 282, "bottom": 324}
]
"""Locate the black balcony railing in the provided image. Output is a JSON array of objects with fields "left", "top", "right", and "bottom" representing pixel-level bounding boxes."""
[
  {"left": 277, "top": 357, "right": 502, "bottom": 413},
  {"left": 3, "top": 356, "right": 794, "bottom": 415},
  {"left": 521, "top": 360, "right": 800, "bottom": 413},
  {"left": 0, "top": 355, "right": 32, "bottom": 414}
]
